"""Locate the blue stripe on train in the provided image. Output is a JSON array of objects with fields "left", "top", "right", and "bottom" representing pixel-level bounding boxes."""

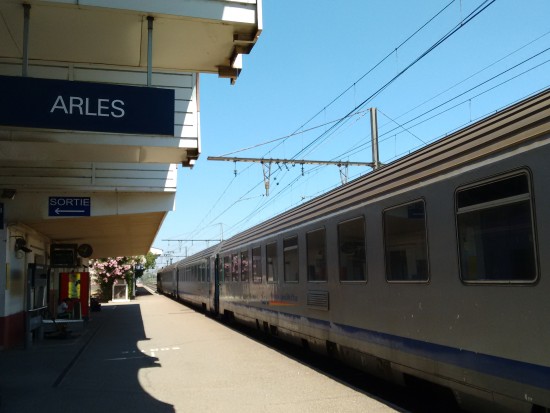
[
  {"left": 230, "top": 301, "right": 550, "bottom": 389},
  {"left": 333, "top": 321, "right": 550, "bottom": 390}
]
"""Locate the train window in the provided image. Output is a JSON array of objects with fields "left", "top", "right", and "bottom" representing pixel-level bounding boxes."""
[
  {"left": 252, "top": 247, "right": 262, "bottom": 283},
  {"left": 307, "top": 228, "right": 327, "bottom": 282},
  {"left": 231, "top": 253, "right": 239, "bottom": 282},
  {"left": 284, "top": 236, "right": 299, "bottom": 283},
  {"left": 223, "top": 256, "right": 230, "bottom": 282},
  {"left": 266, "top": 242, "right": 278, "bottom": 283},
  {"left": 338, "top": 217, "right": 367, "bottom": 282},
  {"left": 456, "top": 172, "right": 537, "bottom": 283},
  {"left": 241, "top": 250, "right": 249, "bottom": 282},
  {"left": 384, "top": 200, "right": 429, "bottom": 282}
]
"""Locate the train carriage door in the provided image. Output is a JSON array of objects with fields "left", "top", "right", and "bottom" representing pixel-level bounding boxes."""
[{"left": 214, "top": 255, "right": 220, "bottom": 315}]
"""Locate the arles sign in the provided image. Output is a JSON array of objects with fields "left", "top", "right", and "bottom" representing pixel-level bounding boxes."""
[{"left": 0, "top": 75, "right": 175, "bottom": 135}]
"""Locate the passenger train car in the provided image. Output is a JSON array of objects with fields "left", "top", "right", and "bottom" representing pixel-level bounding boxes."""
[{"left": 158, "top": 89, "right": 550, "bottom": 413}]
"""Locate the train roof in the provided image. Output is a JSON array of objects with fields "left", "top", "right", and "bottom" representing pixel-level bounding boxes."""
[
  {"left": 219, "top": 88, "right": 550, "bottom": 251},
  {"left": 175, "top": 244, "right": 221, "bottom": 268},
  {"left": 157, "top": 262, "right": 177, "bottom": 273}
]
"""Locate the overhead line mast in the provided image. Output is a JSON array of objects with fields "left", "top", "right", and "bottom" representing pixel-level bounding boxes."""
[{"left": 208, "top": 108, "right": 382, "bottom": 195}]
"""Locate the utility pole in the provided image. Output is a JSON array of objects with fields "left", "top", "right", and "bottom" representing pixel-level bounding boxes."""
[{"left": 370, "top": 107, "right": 381, "bottom": 170}]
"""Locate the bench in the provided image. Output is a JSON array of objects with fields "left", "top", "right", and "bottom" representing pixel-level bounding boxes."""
[{"left": 42, "top": 319, "right": 84, "bottom": 334}]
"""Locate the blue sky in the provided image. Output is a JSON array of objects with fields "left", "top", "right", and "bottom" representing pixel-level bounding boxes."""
[{"left": 153, "top": 0, "right": 550, "bottom": 265}]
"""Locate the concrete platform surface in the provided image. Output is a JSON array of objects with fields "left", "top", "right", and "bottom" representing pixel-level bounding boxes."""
[{"left": 0, "top": 288, "right": 400, "bottom": 413}]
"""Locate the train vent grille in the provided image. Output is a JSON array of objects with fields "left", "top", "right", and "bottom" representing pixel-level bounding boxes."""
[{"left": 307, "top": 290, "right": 329, "bottom": 311}]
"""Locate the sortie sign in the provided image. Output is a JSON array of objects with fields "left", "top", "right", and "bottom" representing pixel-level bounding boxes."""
[
  {"left": 0, "top": 75, "right": 175, "bottom": 135},
  {"left": 49, "top": 197, "right": 91, "bottom": 217}
]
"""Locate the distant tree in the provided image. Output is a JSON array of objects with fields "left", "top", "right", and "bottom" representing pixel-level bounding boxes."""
[
  {"left": 134, "top": 252, "right": 158, "bottom": 278},
  {"left": 144, "top": 251, "right": 158, "bottom": 271},
  {"left": 91, "top": 256, "right": 139, "bottom": 301}
]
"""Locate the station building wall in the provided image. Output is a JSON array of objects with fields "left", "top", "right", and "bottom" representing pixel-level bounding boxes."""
[{"left": 0, "top": 225, "right": 51, "bottom": 349}]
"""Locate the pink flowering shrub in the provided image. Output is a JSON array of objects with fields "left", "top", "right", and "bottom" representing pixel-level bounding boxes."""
[{"left": 91, "top": 256, "right": 137, "bottom": 301}]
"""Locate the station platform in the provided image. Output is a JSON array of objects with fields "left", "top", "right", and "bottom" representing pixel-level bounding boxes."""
[{"left": 0, "top": 287, "right": 399, "bottom": 413}]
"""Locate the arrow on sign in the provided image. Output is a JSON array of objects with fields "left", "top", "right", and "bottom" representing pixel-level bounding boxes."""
[{"left": 55, "top": 208, "right": 85, "bottom": 215}]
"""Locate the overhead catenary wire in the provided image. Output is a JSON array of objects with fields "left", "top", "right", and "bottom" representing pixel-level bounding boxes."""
[
  {"left": 200, "top": 0, "right": 499, "bottom": 240},
  {"left": 242, "top": 0, "right": 497, "bottom": 214},
  {"left": 388, "top": 29, "right": 550, "bottom": 125},
  {"left": 239, "top": 2, "right": 492, "bottom": 199},
  {"left": 330, "top": 56, "right": 550, "bottom": 166},
  {"left": 380, "top": 47, "right": 550, "bottom": 139},
  {"left": 216, "top": 29, "right": 550, "bottom": 167},
  {"left": 263, "top": 0, "right": 460, "bottom": 157},
  {"left": 171, "top": 0, "right": 540, "bottom": 245},
  {"left": 291, "top": 0, "right": 497, "bottom": 162}
]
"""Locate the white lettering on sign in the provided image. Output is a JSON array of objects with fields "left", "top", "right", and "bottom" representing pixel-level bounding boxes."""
[
  {"left": 49, "top": 198, "right": 90, "bottom": 207},
  {"left": 50, "top": 96, "right": 125, "bottom": 118}
]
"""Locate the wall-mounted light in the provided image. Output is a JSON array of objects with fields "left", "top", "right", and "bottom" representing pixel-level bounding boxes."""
[{"left": 14, "top": 237, "right": 32, "bottom": 253}]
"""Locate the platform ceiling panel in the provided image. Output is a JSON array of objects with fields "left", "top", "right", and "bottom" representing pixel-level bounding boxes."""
[
  {"left": 27, "top": 212, "right": 167, "bottom": 258},
  {"left": 0, "top": 0, "right": 261, "bottom": 73},
  {"left": 29, "top": 7, "right": 143, "bottom": 66}
]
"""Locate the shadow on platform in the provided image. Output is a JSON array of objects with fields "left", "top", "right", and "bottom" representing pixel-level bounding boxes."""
[{"left": 0, "top": 296, "right": 174, "bottom": 413}]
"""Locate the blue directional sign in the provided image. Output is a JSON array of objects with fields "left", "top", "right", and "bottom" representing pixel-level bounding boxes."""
[{"left": 49, "top": 197, "right": 91, "bottom": 217}]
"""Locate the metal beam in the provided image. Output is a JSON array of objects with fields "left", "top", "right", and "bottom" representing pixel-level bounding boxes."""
[
  {"left": 207, "top": 156, "right": 376, "bottom": 168},
  {"left": 162, "top": 239, "right": 221, "bottom": 242},
  {"left": 208, "top": 156, "right": 379, "bottom": 194},
  {"left": 147, "top": 16, "right": 154, "bottom": 87},
  {"left": 22, "top": 4, "right": 31, "bottom": 77}
]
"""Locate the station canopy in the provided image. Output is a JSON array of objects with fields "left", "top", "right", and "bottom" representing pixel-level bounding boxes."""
[{"left": 0, "top": 0, "right": 262, "bottom": 258}]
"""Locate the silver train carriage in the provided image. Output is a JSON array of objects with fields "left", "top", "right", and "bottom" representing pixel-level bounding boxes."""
[{"left": 157, "top": 89, "right": 550, "bottom": 413}]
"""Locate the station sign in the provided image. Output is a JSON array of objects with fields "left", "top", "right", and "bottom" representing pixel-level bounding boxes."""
[
  {"left": 49, "top": 197, "right": 91, "bottom": 217},
  {"left": 0, "top": 75, "right": 175, "bottom": 135}
]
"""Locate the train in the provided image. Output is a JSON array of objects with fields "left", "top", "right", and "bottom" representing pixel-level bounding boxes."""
[{"left": 158, "top": 88, "right": 550, "bottom": 413}]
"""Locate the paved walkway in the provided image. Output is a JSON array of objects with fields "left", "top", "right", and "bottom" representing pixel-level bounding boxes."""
[{"left": 0, "top": 288, "right": 400, "bottom": 413}]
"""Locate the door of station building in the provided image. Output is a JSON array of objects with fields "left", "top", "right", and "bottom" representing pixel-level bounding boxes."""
[{"left": 59, "top": 272, "right": 90, "bottom": 319}]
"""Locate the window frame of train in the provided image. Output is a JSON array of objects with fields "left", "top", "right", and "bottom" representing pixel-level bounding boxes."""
[
  {"left": 240, "top": 250, "right": 249, "bottom": 282},
  {"left": 455, "top": 170, "right": 538, "bottom": 284},
  {"left": 306, "top": 227, "right": 327, "bottom": 282},
  {"left": 266, "top": 241, "right": 279, "bottom": 283},
  {"left": 338, "top": 216, "right": 367, "bottom": 282},
  {"left": 284, "top": 236, "right": 299, "bottom": 283},
  {"left": 222, "top": 255, "right": 230, "bottom": 282},
  {"left": 252, "top": 246, "right": 262, "bottom": 283},
  {"left": 383, "top": 199, "right": 430, "bottom": 282},
  {"left": 231, "top": 253, "right": 239, "bottom": 282}
]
